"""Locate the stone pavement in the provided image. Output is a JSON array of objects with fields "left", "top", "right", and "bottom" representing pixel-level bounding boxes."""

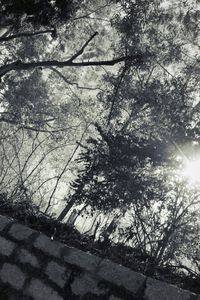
[{"left": 0, "top": 214, "right": 199, "bottom": 300}]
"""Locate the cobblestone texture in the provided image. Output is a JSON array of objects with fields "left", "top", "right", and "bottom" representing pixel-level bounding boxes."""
[
  {"left": 27, "top": 278, "right": 63, "bottom": 300},
  {"left": 0, "top": 215, "right": 12, "bottom": 232},
  {"left": 0, "top": 214, "right": 199, "bottom": 300},
  {"left": 18, "top": 248, "right": 40, "bottom": 268},
  {"left": 9, "top": 223, "right": 36, "bottom": 241},
  {"left": 71, "top": 273, "right": 106, "bottom": 296},
  {"left": 45, "top": 261, "right": 69, "bottom": 288},
  {"left": 62, "top": 245, "right": 101, "bottom": 272},
  {"left": 0, "top": 263, "right": 26, "bottom": 290},
  {"left": 34, "top": 233, "right": 64, "bottom": 258},
  {"left": 0, "top": 236, "right": 16, "bottom": 256},
  {"left": 98, "top": 259, "right": 146, "bottom": 295},
  {"left": 144, "top": 278, "right": 197, "bottom": 300},
  {"left": 109, "top": 296, "right": 123, "bottom": 300}
]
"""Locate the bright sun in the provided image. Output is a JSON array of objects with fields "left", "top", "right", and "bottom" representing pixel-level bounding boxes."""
[{"left": 183, "top": 159, "right": 200, "bottom": 183}]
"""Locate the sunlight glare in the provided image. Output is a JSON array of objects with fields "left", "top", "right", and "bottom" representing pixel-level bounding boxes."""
[{"left": 183, "top": 159, "right": 200, "bottom": 183}]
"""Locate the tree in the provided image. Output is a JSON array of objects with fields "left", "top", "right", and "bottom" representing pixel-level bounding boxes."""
[
  {"left": 101, "top": 0, "right": 199, "bottom": 135},
  {"left": 58, "top": 124, "right": 200, "bottom": 274},
  {"left": 119, "top": 179, "right": 200, "bottom": 269},
  {"left": 0, "top": 0, "right": 200, "bottom": 280},
  {"left": 0, "top": 1, "right": 122, "bottom": 215},
  {"left": 0, "top": 0, "right": 81, "bottom": 28},
  {"left": 58, "top": 123, "right": 173, "bottom": 219}
]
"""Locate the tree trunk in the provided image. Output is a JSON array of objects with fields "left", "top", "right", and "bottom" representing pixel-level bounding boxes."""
[{"left": 57, "top": 199, "right": 75, "bottom": 222}]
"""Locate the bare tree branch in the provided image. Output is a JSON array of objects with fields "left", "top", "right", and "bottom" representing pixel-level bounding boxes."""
[
  {"left": 107, "top": 65, "right": 128, "bottom": 126},
  {"left": 0, "top": 31, "right": 143, "bottom": 80},
  {"left": 0, "top": 116, "right": 78, "bottom": 133},
  {"left": 45, "top": 125, "right": 89, "bottom": 213},
  {"left": 74, "top": 2, "right": 114, "bottom": 21},
  {"left": 0, "top": 29, "right": 55, "bottom": 43},
  {"left": 50, "top": 67, "right": 104, "bottom": 91},
  {"left": 69, "top": 31, "right": 98, "bottom": 62},
  {"left": 0, "top": 55, "right": 134, "bottom": 77}
]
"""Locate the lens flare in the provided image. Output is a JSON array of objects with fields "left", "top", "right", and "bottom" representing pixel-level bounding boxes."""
[{"left": 183, "top": 159, "right": 200, "bottom": 183}]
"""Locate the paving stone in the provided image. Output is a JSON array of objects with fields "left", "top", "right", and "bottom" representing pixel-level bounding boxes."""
[
  {"left": 45, "top": 261, "right": 69, "bottom": 288},
  {"left": 98, "top": 259, "right": 146, "bottom": 296},
  {"left": 0, "top": 215, "right": 12, "bottom": 232},
  {"left": 18, "top": 248, "right": 40, "bottom": 268},
  {"left": 144, "top": 278, "right": 196, "bottom": 300},
  {"left": 62, "top": 246, "right": 101, "bottom": 272},
  {"left": 27, "top": 278, "right": 63, "bottom": 300},
  {"left": 8, "top": 223, "right": 36, "bottom": 241},
  {"left": 0, "top": 236, "right": 16, "bottom": 256},
  {"left": 1, "top": 215, "right": 199, "bottom": 300},
  {"left": 71, "top": 273, "right": 106, "bottom": 296},
  {"left": 34, "top": 234, "right": 65, "bottom": 258},
  {"left": 0, "top": 263, "right": 26, "bottom": 290},
  {"left": 109, "top": 296, "right": 123, "bottom": 300}
]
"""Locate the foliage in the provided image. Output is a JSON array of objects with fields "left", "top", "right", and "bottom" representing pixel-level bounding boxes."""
[
  {"left": 99, "top": 0, "right": 200, "bottom": 134},
  {"left": 119, "top": 180, "right": 200, "bottom": 266},
  {"left": 0, "top": 0, "right": 81, "bottom": 28},
  {"left": 0, "top": 192, "right": 39, "bottom": 220},
  {"left": 0, "top": 192, "right": 82, "bottom": 241},
  {"left": 67, "top": 124, "right": 171, "bottom": 212},
  {"left": 1, "top": 190, "right": 200, "bottom": 294},
  {"left": 61, "top": 94, "right": 200, "bottom": 276},
  {"left": 3, "top": 70, "right": 51, "bottom": 127},
  {"left": 0, "top": 0, "right": 200, "bottom": 284}
]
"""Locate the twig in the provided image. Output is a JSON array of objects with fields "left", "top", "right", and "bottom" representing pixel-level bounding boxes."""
[
  {"left": 44, "top": 125, "right": 89, "bottom": 213},
  {"left": 69, "top": 32, "right": 98, "bottom": 62},
  {"left": 50, "top": 67, "right": 103, "bottom": 91},
  {"left": 0, "top": 29, "right": 55, "bottom": 43},
  {"left": 107, "top": 65, "right": 127, "bottom": 126}
]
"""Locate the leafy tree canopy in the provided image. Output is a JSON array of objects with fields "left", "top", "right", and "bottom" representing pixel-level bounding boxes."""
[
  {"left": 0, "top": 0, "right": 200, "bottom": 276},
  {"left": 1, "top": 0, "right": 81, "bottom": 28}
]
